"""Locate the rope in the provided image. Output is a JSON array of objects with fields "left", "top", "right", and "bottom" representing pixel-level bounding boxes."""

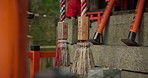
[
  {"left": 60, "top": 0, "right": 66, "bottom": 21},
  {"left": 81, "top": 0, "right": 88, "bottom": 16}
]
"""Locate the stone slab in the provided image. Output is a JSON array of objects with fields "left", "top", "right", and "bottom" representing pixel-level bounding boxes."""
[
  {"left": 88, "top": 68, "right": 121, "bottom": 78},
  {"left": 121, "top": 71, "right": 148, "bottom": 78},
  {"left": 68, "top": 45, "right": 148, "bottom": 73}
]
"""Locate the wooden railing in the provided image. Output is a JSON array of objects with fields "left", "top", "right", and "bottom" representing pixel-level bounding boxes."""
[{"left": 28, "top": 46, "right": 56, "bottom": 78}]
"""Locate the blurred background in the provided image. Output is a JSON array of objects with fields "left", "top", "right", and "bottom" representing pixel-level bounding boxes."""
[{"left": 28, "top": 0, "right": 59, "bottom": 71}]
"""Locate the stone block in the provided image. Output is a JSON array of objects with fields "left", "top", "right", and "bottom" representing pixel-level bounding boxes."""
[
  {"left": 68, "top": 44, "right": 148, "bottom": 73},
  {"left": 121, "top": 71, "right": 148, "bottom": 78},
  {"left": 88, "top": 68, "right": 121, "bottom": 78},
  {"left": 91, "top": 45, "right": 148, "bottom": 73},
  {"left": 57, "top": 21, "right": 68, "bottom": 40},
  {"left": 67, "top": 18, "right": 78, "bottom": 44}
]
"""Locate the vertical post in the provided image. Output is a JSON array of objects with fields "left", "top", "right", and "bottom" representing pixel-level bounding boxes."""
[
  {"left": 98, "top": 13, "right": 101, "bottom": 24},
  {"left": 30, "top": 46, "right": 40, "bottom": 78},
  {"left": 0, "top": 0, "right": 28, "bottom": 78}
]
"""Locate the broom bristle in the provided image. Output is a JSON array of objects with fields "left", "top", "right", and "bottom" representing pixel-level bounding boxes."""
[
  {"left": 55, "top": 40, "right": 70, "bottom": 67},
  {"left": 55, "top": 40, "right": 61, "bottom": 67},
  {"left": 60, "top": 40, "right": 70, "bottom": 66},
  {"left": 72, "top": 41, "right": 94, "bottom": 75}
]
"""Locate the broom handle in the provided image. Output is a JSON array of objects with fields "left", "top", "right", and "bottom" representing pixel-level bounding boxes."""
[
  {"left": 125, "top": 0, "right": 145, "bottom": 41},
  {"left": 96, "top": 0, "right": 116, "bottom": 34},
  {"left": 129, "top": 0, "right": 145, "bottom": 33}
]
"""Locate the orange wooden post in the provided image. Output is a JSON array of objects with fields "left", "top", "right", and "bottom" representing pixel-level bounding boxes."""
[
  {"left": 0, "top": 0, "right": 28, "bottom": 78},
  {"left": 90, "top": 0, "right": 116, "bottom": 44},
  {"left": 121, "top": 0, "right": 145, "bottom": 46},
  {"left": 98, "top": 13, "right": 101, "bottom": 24},
  {"left": 30, "top": 46, "right": 40, "bottom": 78}
]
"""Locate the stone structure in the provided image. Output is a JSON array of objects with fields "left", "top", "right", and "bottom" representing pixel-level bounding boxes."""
[{"left": 68, "top": 12, "right": 148, "bottom": 78}]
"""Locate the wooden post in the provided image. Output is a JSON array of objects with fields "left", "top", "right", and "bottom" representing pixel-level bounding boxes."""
[
  {"left": 28, "top": 50, "right": 56, "bottom": 78},
  {"left": 0, "top": 0, "right": 28, "bottom": 78},
  {"left": 78, "top": 16, "right": 89, "bottom": 40},
  {"left": 30, "top": 46, "right": 40, "bottom": 78}
]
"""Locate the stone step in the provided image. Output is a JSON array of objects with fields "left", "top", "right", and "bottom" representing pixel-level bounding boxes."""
[
  {"left": 68, "top": 44, "right": 148, "bottom": 73},
  {"left": 121, "top": 71, "right": 148, "bottom": 78}
]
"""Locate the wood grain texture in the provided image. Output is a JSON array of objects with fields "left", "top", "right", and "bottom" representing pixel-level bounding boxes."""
[{"left": 78, "top": 16, "right": 89, "bottom": 40}]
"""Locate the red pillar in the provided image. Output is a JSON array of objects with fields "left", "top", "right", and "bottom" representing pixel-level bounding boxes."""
[{"left": 0, "top": 0, "right": 28, "bottom": 78}]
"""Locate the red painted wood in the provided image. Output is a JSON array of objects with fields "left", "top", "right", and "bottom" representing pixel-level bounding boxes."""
[
  {"left": 40, "top": 52, "right": 56, "bottom": 58},
  {"left": 30, "top": 51, "right": 40, "bottom": 78},
  {"left": 28, "top": 51, "right": 56, "bottom": 78}
]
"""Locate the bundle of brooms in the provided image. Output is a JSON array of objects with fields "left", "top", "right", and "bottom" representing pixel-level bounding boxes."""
[
  {"left": 55, "top": 40, "right": 70, "bottom": 67},
  {"left": 72, "top": 0, "right": 94, "bottom": 75},
  {"left": 55, "top": 0, "right": 70, "bottom": 67},
  {"left": 72, "top": 41, "right": 94, "bottom": 75}
]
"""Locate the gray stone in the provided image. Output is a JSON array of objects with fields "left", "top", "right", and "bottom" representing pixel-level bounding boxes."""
[
  {"left": 27, "top": 35, "right": 33, "bottom": 51},
  {"left": 88, "top": 68, "right": 121, "bottom": 78},
  {"left": 92, "top": 45, "right": 148, "bottom": 73},
  {"left": 121, "top": 71, "right": 148, "bottom": 78},
  {"left": 67, "top": 18, "right": 78, "bottom": 44},
  {"left": 68, "top": 44, "right": 148, "bottom": 73},
  {"left": 34, "top": 68, "right": 78, "bottom": 78}
]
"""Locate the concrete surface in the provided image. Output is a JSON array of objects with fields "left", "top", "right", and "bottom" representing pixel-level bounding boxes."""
[
  {"left": 68, "top": 44, "right": 148, "bottom": 73},
  {"left": 68, "top": 18, "right": 78, "bottom": 44},
  {"left": 121, "top": 71, "right": 148, "bottom": 78},
  {"left": 27, "top": 35, "right": 33, "bottom": 51},
  {"left": 88, "top": 68, "right": 121, "bottom": 78}
]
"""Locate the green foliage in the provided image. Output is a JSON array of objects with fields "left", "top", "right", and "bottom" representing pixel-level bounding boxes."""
[
  {"left": 29, "top": 0, "right": 59, "bottom": 46},
  {"left": 31, "top": 0, "right": 60, "bottom": 17}
]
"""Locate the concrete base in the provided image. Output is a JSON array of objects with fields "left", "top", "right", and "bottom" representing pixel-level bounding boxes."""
[
  {"left": 68, "top": 45, "right": 148, "bottom": 73},
  {"left": 88, "top": 68, "right": 121, "bottom": 78},
  {"left": 121, "top": 71, "right": 148, "bottom": 78}
]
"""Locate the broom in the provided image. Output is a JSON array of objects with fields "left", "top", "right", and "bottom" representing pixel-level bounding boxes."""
[
  {"left": 72, "top": 0, "right": 94, "bottom": 75},
  {"left": 55, "top": 0, "right": 70, "bottom": 67}
]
